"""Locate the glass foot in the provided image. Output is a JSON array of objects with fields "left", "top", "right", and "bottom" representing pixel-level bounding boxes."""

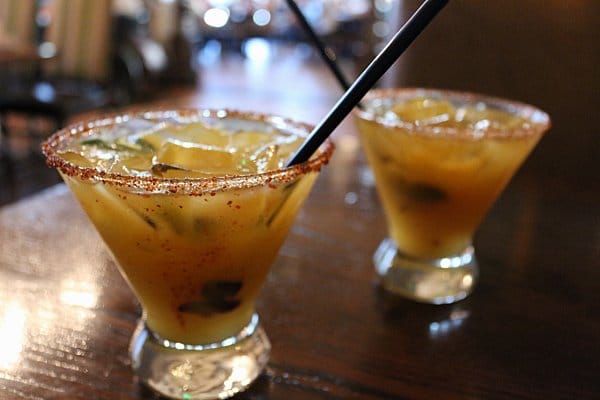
[
  {"left": 130, "top": 314, "right": 270, "bottom": 400},
  {"left": 374, "top": 238, "right": 478, "bottom": 304}
]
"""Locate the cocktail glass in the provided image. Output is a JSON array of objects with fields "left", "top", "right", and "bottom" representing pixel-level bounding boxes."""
[
  {"left": 42, "top": 109, "right": 333, "bottom": 399},
  {"left": 355, "top": 88, "right": 549, "bottom": 304}
]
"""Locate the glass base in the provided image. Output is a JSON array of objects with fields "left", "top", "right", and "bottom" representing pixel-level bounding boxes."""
[
  {"left": 374, "top": 238, "right": 478, "bottom": 304},
  {"left": 130, "top": 313, "right": 270, "bottom": 400}
]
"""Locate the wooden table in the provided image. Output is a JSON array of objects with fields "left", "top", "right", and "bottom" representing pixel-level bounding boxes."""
[{"left": 0, "top": 50, "right": 598, "bottom": 399}]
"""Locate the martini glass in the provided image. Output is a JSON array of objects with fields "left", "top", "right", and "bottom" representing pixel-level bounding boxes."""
[
  {"left": 42, "top": 109, "right": 333, "bottom": 399},
  {"left": 355, "top": 88, "right": 550, "bottom": 304}
]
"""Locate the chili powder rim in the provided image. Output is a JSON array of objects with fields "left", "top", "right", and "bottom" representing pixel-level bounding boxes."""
[
  {"left": 354, "top": 87, "right": 551, "bottom": 140},
  {"left": 42, "top": 108, "right": 335, "bottom": 195}
]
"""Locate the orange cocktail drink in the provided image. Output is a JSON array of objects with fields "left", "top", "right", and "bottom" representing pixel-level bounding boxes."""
[
  {"left": 355, "top": 89, "right": 549, "bottom": 304},
  {"left": 42, "top": 109, "right": 333, "bottom": 399}
]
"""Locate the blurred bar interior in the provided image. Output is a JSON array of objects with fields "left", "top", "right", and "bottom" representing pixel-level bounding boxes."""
[{"left": 1, "top": 0, "right": 598, "bottom": 205}]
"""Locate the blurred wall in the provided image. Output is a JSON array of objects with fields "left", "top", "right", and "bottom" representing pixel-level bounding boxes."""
[{"left": 385, "top": 0, "right": 599, "bottom": 178}]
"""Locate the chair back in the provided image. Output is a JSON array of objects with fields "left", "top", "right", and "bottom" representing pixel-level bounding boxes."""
[
  {"left": 42, "top": 0, "right": 113, "bottom": 83},
  {"left": 0, "top": 0, "right": 37, "bottom": 47}
]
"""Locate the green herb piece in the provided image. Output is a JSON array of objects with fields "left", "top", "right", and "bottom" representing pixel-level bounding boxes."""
[
  {"left": 151, "top": 163, "right": 187, "bottom": 176},
  {"left": 130, "top": 208, "right": 158, "bottom": 229},
  {"left": 141, "top": 214, "right": 157, "bottom": 229},
  {"left": 266, "top": 180, "right": 299, "bottom": 227},
  {"left": 193, "top": 218, "right": 212, "bottom": 233},
  {"left": 202, "top": 280, "right": 242, "bottom": 299},
  {"left": 405, "top": 183, "right": 447, "bottom": 202},
  {"left": 80, "top": 137, "right": 154, "bottom": 154},
  {"left": 400, "top": 180, "right": 447, "bottom": 203},
  {"left": 178, "top": 280, "right": 243, "bottom": 316},
  {"left": 113, "top": 137, "right": 151, "bottom": 153},
  {"left": 80, "top": 138, "right": 113, "bottom": 149},
  {"left": 135, "top": 138, "right": 155, "bottom": 152}
]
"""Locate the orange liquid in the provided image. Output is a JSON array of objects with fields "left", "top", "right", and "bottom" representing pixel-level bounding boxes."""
[
  {"left": 357, "top": 98, "right": 543, "bottom": 258},
  {"left": 56, "top": 118, "right": 322, "bottom": 344},
  {"left": 63, "top": 173, "right": 316, "bottom": 344}
]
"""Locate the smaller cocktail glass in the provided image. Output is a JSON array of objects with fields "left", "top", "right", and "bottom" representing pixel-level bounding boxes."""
[
  {"left": 42, "top": 109, "right": 333, "bottom": 399},
  {"left": 355, "top": 88, "right": 549, "bottom": 304}
]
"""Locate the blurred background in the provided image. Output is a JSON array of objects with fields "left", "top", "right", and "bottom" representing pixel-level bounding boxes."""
[{"left": 1, "top": 0, "right": 598, "bottom": 205}]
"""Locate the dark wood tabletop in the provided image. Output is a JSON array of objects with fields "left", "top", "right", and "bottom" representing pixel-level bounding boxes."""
[{"left": 0, "top": 2, "right": 599, "bottom": 398}]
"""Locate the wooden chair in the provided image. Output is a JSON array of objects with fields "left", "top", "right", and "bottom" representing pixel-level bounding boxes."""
[{"left": 0, "top": 0, "right": 121, "bottom": 158}]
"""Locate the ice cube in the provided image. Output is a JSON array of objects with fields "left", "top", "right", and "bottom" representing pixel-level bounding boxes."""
[
  {"left": 456, "top": 107, "right": 528, "bottom": 131},
  {"left": 119, "top": 117, "right": 159, "bottom": 136},
  {"left": 111, "top": 154, "right": 153, "bottom": 175},
  {"left": 140, "top": 122, "right": 231, "bottom": 152},
  {"left": 249, "top": 144, "right": 281, "bottom": 173},
  {"left": 391, "top": 98, "right": 455, "bottom": 126},
  {"left": 229, "top": 131, "right": 272, "bottom": 150},
  {"left": 57, "top": 150, "right": 95, "bottom": 168},
  {"left": 174, "top": 122, "right": 230, "bottom": 148},
  {"left": 137, "top": 129, "right": 176, "bottom": 151},
  {"left": 90, "top": 118, "right": 160, "bottom": 144},
  {"left": 156, "top": 141, "right": 237, "bottom": 175}
]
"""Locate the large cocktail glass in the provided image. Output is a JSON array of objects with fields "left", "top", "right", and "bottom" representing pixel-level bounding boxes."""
[
  {"left": 355, "top": 88, "right": 549, "bottom": 304},
  {"left": 42, "top": 109, "right": 333, "bottom": 399}
]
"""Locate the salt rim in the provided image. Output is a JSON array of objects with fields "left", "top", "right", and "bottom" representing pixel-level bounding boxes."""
[
  {"left": 354, "top": 88, "right": 551, "bottom": 139},
  {"left": 41, "top": 108, "right": 335, "bottom": 195}
]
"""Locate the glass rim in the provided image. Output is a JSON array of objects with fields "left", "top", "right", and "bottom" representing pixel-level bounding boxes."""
[
  {"left": 41, "top": 108, "right": 335, "bottom": 195},
  {"left": 354, "top": 87, "right": 551, "bottom": 139}
]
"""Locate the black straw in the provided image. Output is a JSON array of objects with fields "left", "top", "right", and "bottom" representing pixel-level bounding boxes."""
[
  {"left": 285, "top": 0, "right": 351, "bottom": 91},
  {"left": 286, "top": 0, "right": 449, "bottom": 167}
]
